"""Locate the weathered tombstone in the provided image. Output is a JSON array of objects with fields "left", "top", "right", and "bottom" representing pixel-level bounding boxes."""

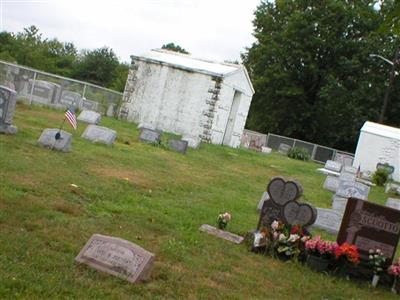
[
  {"left": 386, "top": 198, "right": 400, "bottom": 211},
  {"left": 29, "top": 80, "right": 61, "bottom": 105},
  {"left": 342, "top": 165, "right": 357, "bottom": 175},
  {"left": 77, "top": 110, "right": 101, "bottom": 125},
  {"left": 60, "top": 90, "right": 82, "bottom": 109},
  {"left": 339, "top": 171, "right": 356, "bottom": 182},
  {"left": 324, "top": 160, "right": 342, "bottom": 173},
  {"left": 278, "top": 143, "right": 291, "bottom": 155},
  {"left": 261, "top": 146, "right": 272, "bottom": 154},
  {"left": 0, "top": 86, "right": 18, "bottom": 134},
  {"left": 312, "top": 208, "right": 343, "bottom": 235},
  {"left": 106, "top": 104, "right": 116, "bottom": 117},
  {"left": 75, "top": 234, "right": 155, "bottom": 283},
  {"left": 139, "top": 128, "right": 161, "bottom": 144},
  {"left": 332, "top": 195, "right": 348, "bottom": 213},
  {"left": 337, "top": 198, "right": 400, "bottom": 262},
  {"left": 323, "top": 176, "right": 340, "bottom": 193},
  {"left": 257, "top": 192, "right": 270, "bottom": 212},
  {"left": 168, "top": 139, "right": 188, "bottom": 154},
  {"left": 199, "top": 224, "right": 244, "bottom": 244},
  {"left": 81, "top": 125, "right": 116, "bottom": 145},
  {"left": 182, "top": 136, "right": 200, "bottom": 149},
  {"left": 257, "top": 177, "right": 317, "bottom": 229},
  {"left": 37, "top": 129, "right": 71, "bottom": 152},
  {"left": 336, "top": 180, "right": 370, "bottom": 200},
  {"left": 334, "top": 153, "right": 354, "bottom": 167},
  {"left": 82, "top": 98, "right": 100, "bottom": 112}
]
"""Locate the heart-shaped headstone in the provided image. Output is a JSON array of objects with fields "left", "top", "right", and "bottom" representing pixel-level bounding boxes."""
[
  {"left": 282, "top": 201, "right": 317, "bottom": 227},
  {"left": 267, "top": 177, "right": 302, "bottom": 206}
]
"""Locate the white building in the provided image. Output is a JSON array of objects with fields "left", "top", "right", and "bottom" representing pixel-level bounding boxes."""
[
  {"left": 119, "top": 49, "right": 254, "bottom": 148},
  {"left": 354, "top": 121, "right": 400, "bottom": 181}
]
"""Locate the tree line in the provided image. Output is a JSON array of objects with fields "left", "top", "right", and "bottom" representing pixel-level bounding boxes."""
[
  {"left": 0, "top": 26, "right": 129, "bottom": 92},
  {"left": 242, "top": 0, "right": 399, "bottom": 152}
]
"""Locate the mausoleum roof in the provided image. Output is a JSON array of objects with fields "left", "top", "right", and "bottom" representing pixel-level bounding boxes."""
[{"left": 361, "top": 121, "right": 400, "bottom": 140}]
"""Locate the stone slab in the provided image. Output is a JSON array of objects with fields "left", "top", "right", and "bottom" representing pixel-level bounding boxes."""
[
  {"left": 312, "top": 208, "right": 343, "bottom": 235},
  {"left": 334, "top": 153, "right": 354, "bottom": 167},
  {"left": 261, "top": 146, "right": 272, "bottom": 154},
  {"left": 75, "top": 234, "right": 155, "bottom": 283},
  {"left": 343, "top": 165, "right": 357, "bottom": 174},
  {"left": 332, "top": 195, "right": 348, "bottom": 213},
  {"left": 168, "top": 139, "right": 188, "bottom": 154},
  {"left": 386, "top": 198, "right": 400, "bottom": 211},
  {"left": 278, "top": 143, "right": 291, "bottom": 155},
  {"left": 81, "top": 125, "right": 116, "bottom": 145},
  {"left": 37, "top": 128, "right": 72, "bottom": 152},
  {"left": 339, "top": 171, "right": 356, "bottom": 182},
  {"left": 199, "top": 224, "right": 244, "bottom": 244},
  {"left": 323, "top": 176, "right": 340, "bottom": 193},
  {"left": 78, "top": 110, "right": 101, "bottom": 125},
  {"left": 257, "top": 191, "right": 270, "bottom": 212},
  {"left": 336, "top": 180, "right": 370, "bottom": 200},
  {"left": 0, "top": 85, "right": 18, "bottom": 135},
  {"left": 182, "top": 136, "right": 200, "bottom": 149},
  {"left": 324, "top": 160, "right": 342, "bottom": 173},
  {"left": 139, "top": 128, "right": 161, "bottom": 144}
]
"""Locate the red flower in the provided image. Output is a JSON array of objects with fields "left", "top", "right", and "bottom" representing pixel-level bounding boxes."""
[{"left": 335, "top": 243, "right": 360, "bottom": 264}]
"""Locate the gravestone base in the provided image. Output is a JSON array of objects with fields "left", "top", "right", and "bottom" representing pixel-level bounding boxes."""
[
  {"left": 37, "top": 128, "right": 72, "bottom": 152},
  {"left": 0, "top": 124, "right": 18, "bottom": 135}
]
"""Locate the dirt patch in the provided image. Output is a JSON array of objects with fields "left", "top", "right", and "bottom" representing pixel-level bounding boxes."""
[
  {"left": 10, "top": 174, "right": 41, "bottom": 188},
  {"left": 53, "top": 199, "right": 83, "bottom": 216},
  {"left": 89, "top": 165, "right": 155, "bottom": 188}
]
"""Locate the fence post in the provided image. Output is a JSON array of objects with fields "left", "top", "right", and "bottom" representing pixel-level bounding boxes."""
[
  {"left": 265, "top": 133, "right": 270, "bottom": 148},
  {"left": 311, "top": 144, "right": 317, "bottom": 161},
  {"left": 82, "top": 84, "right": 87, "bottom": 99},
  {"left": 29, "top": 71, "right": 37, "bottom": 105}
]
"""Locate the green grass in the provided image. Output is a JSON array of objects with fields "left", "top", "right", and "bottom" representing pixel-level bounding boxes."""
[{"left": 0, "top": 103, "right": 398, "bottom": 299}]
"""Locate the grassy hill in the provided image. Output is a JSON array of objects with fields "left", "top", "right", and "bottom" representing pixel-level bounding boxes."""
[{"left": 0, "top": 103, "right": 396, "bottom": 299}]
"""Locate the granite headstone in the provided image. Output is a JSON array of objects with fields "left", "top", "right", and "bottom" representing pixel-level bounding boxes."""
[
  {"left": 168, "top": 139, "right": 188, "bottom": 154},
  {"left": 139, "top": 128, "right": 161, "bottom": 144},
  {"left": 323, "top": 176, "right": 340, "bottom": 193},
  {"left": 0, "top": 86, "right": 18, "bottom": 134},
  {"left": 336, "top": 180, "right": 370, "bottom": 200},
  {"left": 60, "top": 90, "right": 82, "bottom": 108},
  {"left": 77, "top": 110, "right": 101, "bottom": 124},
  {"left": 278, "top": 143, "right": 291, "bottom": 155},
  {"left": 332, "top": 195, "right": 348, "bottom": 213},
  {"left": 199, "top": 224, "right": 244, "bottom": 244},
  {"left": 324, "top": 160, "right": 342, "bottom": 173},
  {"left": 37, "top": 128, "right": 72, "bottom": 152},
  {"left": 81, "top": 125, "right": 116, "bottom": 145},
  {"left": 82, "top": 99, "right": 100, "bottom": 112},
  {"left": 312, "top": 208, "right": 343, "bottom": 235}
]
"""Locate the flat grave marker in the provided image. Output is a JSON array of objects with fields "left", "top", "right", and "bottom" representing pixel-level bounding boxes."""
[
  {"left": 324, "top": 160, "right": 342, "bottom": 173},
  {"left": 336, "top": 180, "right": 370, "bottom": 201},
  {"left": 75, "top": 234, "right": 155, "bottom": 283},
  {"left": 168, "top": 139, "right": 188, "bottom": 154},
  {"left": 199, "top": 224, "right": 244, "bottom": 244},
  {"left": 139, "top": 128, "right": 161, "bottom": 144},
  {"left": 37, "top": 128, "right": 71, "bottom": 152},
  {"left": 81, "top": 125, "right": 116, "bottom": 145}
]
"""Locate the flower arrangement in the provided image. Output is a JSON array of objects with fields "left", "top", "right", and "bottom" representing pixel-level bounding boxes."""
[
  {"left": 305, "top": 236, "right": 338, "bottom": 259},
  {"left": 334, "top": 243, "right": 360, "bottom": 265},
  {"left": 217, "top": 212, "right": 231, "bottom": 230},
  {"left": 368, "top": 249, "right": 388, "bottom": 275},
  {"left": 388, "top": 259, "right": 400, "bottom": 278}
]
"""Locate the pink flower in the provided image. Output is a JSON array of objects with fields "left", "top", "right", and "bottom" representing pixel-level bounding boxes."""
[{"left": 271, "top": 220, "right": 279, "bottom": 230}]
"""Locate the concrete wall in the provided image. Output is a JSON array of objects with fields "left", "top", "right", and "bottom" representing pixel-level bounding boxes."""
[
  {"left": 120, "top": 60, "right": 253, "bottom": 147},
  {"left": 354, "top": 132, "right": 400, "bottom": 181}
]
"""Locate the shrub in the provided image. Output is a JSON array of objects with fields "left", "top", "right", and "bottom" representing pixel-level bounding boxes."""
[
  {"left": 372, "top": 168, "right": 389, "bottom": 186},
  {"left": 287, "top": 147, "right": 310, "bottom": 161}
]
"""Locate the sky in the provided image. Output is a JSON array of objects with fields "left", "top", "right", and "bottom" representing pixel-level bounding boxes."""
[{"left": 1, "top": 0, "right": 261, "bottom": 63}]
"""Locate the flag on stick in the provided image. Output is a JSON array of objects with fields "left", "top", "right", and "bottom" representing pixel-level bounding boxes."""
[{"left": 65, "top": 108, "right": 77, "bottom": 130}]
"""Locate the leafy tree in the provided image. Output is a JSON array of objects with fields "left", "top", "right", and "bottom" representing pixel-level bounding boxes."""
[
  {"left": 243, "top": 0, "right": 399, "bottom": 151},
  {"left": 161, "top": 43, "right": 189, "bottom": 54}
]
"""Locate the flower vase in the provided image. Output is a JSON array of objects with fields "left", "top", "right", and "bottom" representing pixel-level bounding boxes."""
[
  {"left": 371, "top": 274, "right": 380, "bottom": 288},
  {"left": 306, "top": 255, "right": 330, "bottom": 272}
]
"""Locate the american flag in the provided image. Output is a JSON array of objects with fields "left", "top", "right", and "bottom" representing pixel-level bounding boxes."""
[{"left": 65, "top": 108, "right": 77, "bottom": 130}]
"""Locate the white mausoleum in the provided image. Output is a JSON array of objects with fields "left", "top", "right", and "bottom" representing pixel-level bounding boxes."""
[
  {"left": 354, "top": 121, "right": 400, "bottom": 181},
  {"left": 119, "top": 49, "right": 254, "bottom": 147}
]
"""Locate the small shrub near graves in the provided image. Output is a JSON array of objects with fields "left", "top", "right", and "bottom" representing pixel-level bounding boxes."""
[
  {"left": 287, "top": 147, "right": 310, "bottom": 161},
  {"left": 372, "top": 169, "right": 389, "bottom": 186}
]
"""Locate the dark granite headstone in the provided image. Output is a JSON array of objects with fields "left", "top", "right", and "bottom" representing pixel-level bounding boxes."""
[
  {"left": 0, "top": 86, "right": 18, "bottom": 134},
  {"left": 75, "top": 234, "right": 155, "bottom": 283},
  {"left": 168, "top": 139, "right": 188, "bottom": 154},
  {"left": 337, "top": 198, "right": 400, "bottom": 262},
  {"left": 139, "top": 128, "right": 161, "bottom": 144}
]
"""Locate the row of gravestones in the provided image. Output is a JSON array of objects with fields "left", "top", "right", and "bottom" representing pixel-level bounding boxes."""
[{"left": 18, "top": 79, "right": 116, "bottom": 116}]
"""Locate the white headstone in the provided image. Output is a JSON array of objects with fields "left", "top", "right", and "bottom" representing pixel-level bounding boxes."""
[
  {"left": 81, "top": 125, "right": 116, "bottom": 145},
  {"left": 325, "top": 160, "right": 342, "bottom": 172},
  {"left": 78, "top": 110, "right": 101, "bottom": 125},
  {"left": 312, "top": 208, "right": 343, "bottom": 234},
  {"left": 261, "top": 146, "right": 272, "bottom": 154},
  {"left": 323, "top": 176, "right": 340, "bottom": 193},
  {"left": 386, "top": 198, "right": 400, "bottom": 211},
  {"left": 37, "top": 128, "right": 72, "bottom": 152},
  {"left": 332, "top": 195, "right": 348, "bottom": 213}
]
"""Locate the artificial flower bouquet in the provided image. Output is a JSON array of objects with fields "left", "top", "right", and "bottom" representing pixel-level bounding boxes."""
[
  {"left": 217, "top": 212, "right": 231, "bottom": 230},
  {"left": 388, "top": 258, "right": 400, "bottom": 293},
  {"left": 304, "top": 236, "right": 338, "bottom": 272}
]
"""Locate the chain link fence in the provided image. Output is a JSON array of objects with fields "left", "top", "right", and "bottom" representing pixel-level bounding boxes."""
[
  {"left": 0, "top": 60, "right": 123, "bottom": 117},
  {"left": 241, "top": 130, "right": 354, "bottom": 164}
]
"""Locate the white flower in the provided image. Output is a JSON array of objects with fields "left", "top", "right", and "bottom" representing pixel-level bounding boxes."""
[
  {"left": 223, "top": 212, "right": 231, "bottom": 222},
  {"left": 279, "top": 233, "right": 286, "bottom": 241},
  {"left": 271, "top": 221, "right": 279, "bottom": 230},
  {"left": 288, "top": 234, "right": 300, "bottom": 243}
]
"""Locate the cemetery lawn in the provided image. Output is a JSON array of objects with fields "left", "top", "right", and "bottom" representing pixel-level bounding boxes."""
[{"left": 0, "top": 103, "right": 398, "bottom": 300}]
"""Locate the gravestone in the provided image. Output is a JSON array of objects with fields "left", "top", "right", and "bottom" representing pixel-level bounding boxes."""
[
  {"left": 60, "top": 90, "right": 82, "bottom": 108},
  {"left": 385, "top": 182, "right": 400, "bottom": 194},
  {"left": 278, "top": 143, "right": 291, "bottom": 155},
  {"left": 82, "top": 98, "right": 100, "bottom": 112},
  {"left": 139, "top": 128, "right": 161, "bottom": 144},
  {"left": 0, "top": 86, "right": 18, "bottom": 134},
  {"left": 29, "top": 80, "right": 61, "bottom": 105},
  {"left": 361, "top": 171, "right": 373, "bottom": 182},
  {"left": 338, "top": 198, "right": 400, "bottom": 262},
  {"left": 257, "top": 192, "right": 270, "bottom": 212},
  {"left": 386, "top": 198, "right": 400, "bottom": 211},
  {"left": 81, "top": 125, "right": 116, "bottom": 145},
  {"left": 199, "top": 224, "right": 244, "bottom": 244},
  {"left": 257, "top": 177, "right": 317, "bottom": 229},
  {"left": 37, "top": 128, "right": 71, "bottom": 152},
  {"left": 168, "top": 139, "right": 188, "bottom": 154},
  {"left": 182, "top": 136, "right": 200, "bottom": 149},
  {"left": 324, "top": 160, "right": 342, "bottom": 173},
  {"left": 77, "top": 110, "right": 101, "bottom": 125},
  {"left": 332, "top": 195, "right": 348, "bottom": 213},
  {"left": 339, "top": 171, "right": 356, "bottom": 182},
  {"left": 261, "top": 146, "right": 272, "bottom": 154},
  {"left": 334, "top": 153, "right": 354, "bottom": 167},
  {"left": 323, "top": 176, "right": 340, "bottom": 193},
  {"left": 343, "top": 165, "right": 357, "bottom": 175},
  {"left": 106, "top": 104, "right": 116, "bottom": 117},
  {"left": 312, "top": 208, "right": 343, "bottom": 234},
  {"left": 75, "top": 234, "right": 155, "bottom": 283},
  {"left": 336, "top": 180, "right": 370, "bottom": 200}
]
